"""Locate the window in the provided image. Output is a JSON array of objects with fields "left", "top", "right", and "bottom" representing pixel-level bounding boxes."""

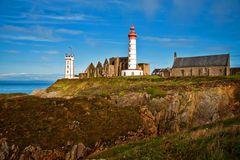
[
  {"left": 181, "top": 70, "right": 184, "bottom": 76},
  {"left": 124, "top": 72, "right": 126, "bottom": 76},
  {"left": 132, "top": 72, "right": 134, "bottom": 76},
  {"left": 67, "top": 65, "right": 69, "bottom": 68},
  {"left": 140, "top": 72, "right": 142, "bottom": 76}
]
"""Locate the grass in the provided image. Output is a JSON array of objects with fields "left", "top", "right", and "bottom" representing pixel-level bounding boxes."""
[
  {"left": 46, "top": 75, "right": 240, "bottom": 98},
  {"left": 146, "top": 87, "right": 166, "bottom": 98},
  {"left": 89, "top": 115, "right": 240, "bottom": 160}
]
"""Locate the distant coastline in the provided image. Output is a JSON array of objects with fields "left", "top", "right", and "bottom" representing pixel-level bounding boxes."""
[{"left": 0, "top": 80, "right": 54, "bottom": 94}]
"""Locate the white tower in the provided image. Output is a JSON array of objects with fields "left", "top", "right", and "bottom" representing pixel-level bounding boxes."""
[
  {"left": 121, "top": 25, "right": 143, "bottom": 76},
  {"left": 65, "top": 54, "right": 75, "bottom": 79},
  {"left": 128, "top": 25, "right": 137, "bottom": 69}
]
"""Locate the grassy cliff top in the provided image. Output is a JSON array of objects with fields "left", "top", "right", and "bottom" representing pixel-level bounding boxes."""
[{"left": 46, "top": 75, "right": 240, "bottom": 98}]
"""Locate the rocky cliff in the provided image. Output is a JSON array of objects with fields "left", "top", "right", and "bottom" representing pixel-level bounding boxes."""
[
  {"left": 1, "top": 76, "right": 240, "bottom": 159},
  {"left": 112, "top": 85, "right": 239, "bottom": 136}
]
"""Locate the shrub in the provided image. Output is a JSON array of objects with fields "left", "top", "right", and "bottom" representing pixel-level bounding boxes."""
[
  {"left": 98, "top": 91, "right": 110, "bottom": 98},
  {"left": 118, "top": 91, "right": 125, "bottom": 97},
  {"left": 146, "top": 87, "right": 166, "bottom": 98}
]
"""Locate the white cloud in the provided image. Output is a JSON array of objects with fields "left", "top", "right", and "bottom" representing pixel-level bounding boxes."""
[
  {"left": 85, "top": 38, "right": 98, "bottom": 47},
  {"left": 141, "top": 36, "right": 194, "bottom": 43},
  {"left": 0, "top": 25, "right": 72, "bottom": 42},
  {"left": 140, "top": 0, "right": 160, "bottom": 17},
  {"left": 0, "top": 50, "right": 19, "bottom": 54},
  {"left": 171, "top": 0, "right": 205, "bottom": 21},
  {"left": 56, "top": 29, "right": 83, "bottom": 35},
  {"left": 0, "top": 35, "right": 61, "bottom": 42},
  {"left": 30, "top": 14, "right": 101, "bottom": 21},
  {"left": 210, "top": 0, "right": 240, "bottom": 24},
  {"left": 45, "top": 50, "right": 60, "bottom": 55},
  {"left": 0, "top": 73, "right": 63, "bottom": 81},
  {"left": 31, "top": 50, "right": 61, "bottom": 55}
]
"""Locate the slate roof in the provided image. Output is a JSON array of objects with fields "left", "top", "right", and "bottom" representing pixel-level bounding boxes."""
[
  {"left": 152, "top": 68, "right": 171, "bottom": 75},
  {"left": 173, "top": 54, "right": 229, "bottom": 68}
]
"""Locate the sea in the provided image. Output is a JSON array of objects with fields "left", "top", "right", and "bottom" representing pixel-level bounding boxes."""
[{"left": 0, "top": 80, "right": 54, "bottom": 94}]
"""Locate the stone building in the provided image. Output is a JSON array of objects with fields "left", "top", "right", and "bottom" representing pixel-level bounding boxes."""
[
  {"left": 78, "top": 25, "right": 150, "bottom": 79},
  {"left": 85, "top": 63, "right": 96, "bottom": 78},
  {"left": 96, "top": 61, "right": 103, "bottom": 77},
  {"left": 102, "top": 59, "right": 109, "bottom": 77},
  {"left": 137, "top": 63, "right": 150, "bottom": 75},
  {"left": 230, "top": 67, "right": 240, "bottom": 75},
  {"left": 80, "top": 56, "right": 150, "bottom": 78},
  {"left": 152, "top": 68, "right": 171, "bottom": 77},
  {"left": 109, "top": 57, "right": 128, "bottom": 76},
  {"left": 171, "top": 52, "right": 230, "bottom": 77}
]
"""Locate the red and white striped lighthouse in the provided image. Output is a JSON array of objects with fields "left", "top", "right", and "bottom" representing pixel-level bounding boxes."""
[
  {"left": 121, "top": 24, "right": 143, "bottom": 76},
  {"left": 128, "top": 24, "right": 137, "bottom": 69}
]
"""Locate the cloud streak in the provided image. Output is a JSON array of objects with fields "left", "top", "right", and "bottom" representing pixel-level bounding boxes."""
[
  {"left": 56, "top": 29, "right": 83, "bottom": 35},
  {"left": 141, "top": 36, "right": 195, "bottom": 43},
  {"left": 0, "top": 25, "right": 85, "bottom": 42}
]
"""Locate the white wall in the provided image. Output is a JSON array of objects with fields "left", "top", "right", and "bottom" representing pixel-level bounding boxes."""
[{"left": 121, "top": 69, "right": 143, "bottom": 76}]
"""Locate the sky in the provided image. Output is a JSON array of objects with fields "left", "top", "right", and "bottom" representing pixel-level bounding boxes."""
[{"left": 0, "top": 0, "right": 240, "bottom": 80}]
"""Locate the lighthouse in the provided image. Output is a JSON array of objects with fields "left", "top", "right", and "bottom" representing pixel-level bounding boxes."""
[
  {"left": 121, "top": 25, "right": 143, "bottom": 76},
  {"left": 65, "top": 54, "right": 75, "bottom": 79},
  {"left": 128, "top": 25, "right": 137, "bottom": 69}
]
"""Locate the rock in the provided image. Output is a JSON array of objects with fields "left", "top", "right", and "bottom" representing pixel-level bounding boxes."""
[
  {"left": 20, "top": 145, "right": 65, "bottom": 160},
  {"left": 69, "top": 121, "right": 80, "bottom": 130},
  {"left": 94, "top": 140, "right": 104, "bottom": 153},
  {"left": 139, "top": 106, "right": 158, "bottom": 135},
  {"left": 111, "top": 93, "right": 150, "bottom": 107},
  {"left": 31, "top": 89, "right": 47, "bottom": 96},
  {"left": 0, "top": 138, "right": 9, "bottom": 160},
  {"left": 9, "top": 144, "right": 19, "bottom": 160},
  {"left": 66, "top": 143, "right": 90, "bottom": 160}
]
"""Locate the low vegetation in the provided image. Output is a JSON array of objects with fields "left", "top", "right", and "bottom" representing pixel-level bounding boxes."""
[
  {"left": 145, "top": 87, "right": 166, "bottom": 98},
  {"left": 0, "top": 94, "right": 141, "bottom": 151},
  {"left": 46, "top": 75, "right": 240, "bottom": 98},
  {"left": 89, "top": 115, "right": 240, "bottom": 160}
]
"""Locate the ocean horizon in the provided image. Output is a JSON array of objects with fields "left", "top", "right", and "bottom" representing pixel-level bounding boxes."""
[{"left": 0, "top": 80, "right": 54, "bottom": 94}]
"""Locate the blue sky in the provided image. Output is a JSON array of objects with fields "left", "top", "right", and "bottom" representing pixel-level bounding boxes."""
[{"left": 0, "top": 0, "right": 240, "bottom": 80}]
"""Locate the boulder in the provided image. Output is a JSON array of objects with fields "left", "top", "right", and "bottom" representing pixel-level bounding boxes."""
[{"left": 0, "top": 138, "right": 9, "bottom": 160}]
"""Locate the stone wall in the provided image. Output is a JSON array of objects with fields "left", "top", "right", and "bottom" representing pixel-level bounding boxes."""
[
  {"left": 109, "top": 57, "right": 128, "bottom": 76},
  {"left": 137, "top": 63, "right": 150, "bottom": 75},
  {"left": 231, "top": 67, "right": 240, "bottom": 75},
  {"left": 172, "top": 66, "right": 230, "bottom": 77}
]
